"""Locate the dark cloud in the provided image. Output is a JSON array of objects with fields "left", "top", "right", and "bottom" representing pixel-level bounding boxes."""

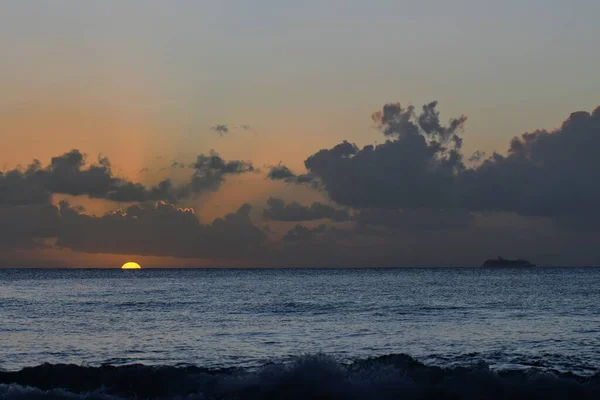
[
  {"left": 305, "top": 102, "right": 465, "bottom": 209},
  {"left": 355, "top": 208, "right": 475, "bottom": 231},
  {"left": 177, "top": 151, "right": 254, "bottom": 197},
  {"left": 262, "top": 198, "right": 473, "bottom": 235},
  {"left": 2, "top": 197, "right": 599, "bottom": 266},
  {"left": 210, "top": 124, "right": 230, "bottom": 136},
  {"left": 0, "top": 150, "right": 253, "bottom": 205},
  {"left": 0, "top": 168, "right": 51, "bottom": 206},
  {"left": 57, "top": 201, "right": 266, "bottom": 258},
  {"left": 305, "top": 101, "right": 600, "bottom": 224},
  {"left": 276, "top": 102, "right": 468, "bottom": 210},
  {"left": 282, "top": 224, "right": 328, "bottom": 242},
  {"left": 0, "top": 150, "right": 171, "bottom": 204},
  {"left": 459, "top": 107, "right": 600, "bottom": 219},
  {"left": 190, "top": 151, "right": 253, "bottom": 175},
  {"left": 416, "top": 101, "right": 467, "bottom": 144},
  {"left": 3, "top": 102, "right": 600, "bottom": 266},
  {"left": 263, "top": 197, "right": 350, "bottom": 222},
  {"left": 266, "top": 164, "right": 319, "bottom": 187},
  {"left": 468, "top": 151, "right": 486, "bottom": 165},
  {"left": 267, "top": 164, "right": 296, "bottom": 180},
  {"left": 211, "top": 124, "right": 253, "bottom": 136},
  {"left": 371, "top": 101, "right": 466, "bottom": 144},
  {"left": 266, "top": 210, "right": 600, "bottom": 267},
  {"left": 0, "top": 204, "right": 59, "bottom": 249},
  {"left": 0, "top": 198, "right": 268, "bottom": 260}
]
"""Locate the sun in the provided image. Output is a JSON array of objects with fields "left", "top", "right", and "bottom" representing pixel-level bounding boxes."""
[{"left": 121, "top": 262, "right": 142, "bottom": 270}]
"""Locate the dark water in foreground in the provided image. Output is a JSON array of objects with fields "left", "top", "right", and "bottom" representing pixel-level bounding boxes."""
[{"left": 1, "top": 267, "right": 600, "bottom": 399}]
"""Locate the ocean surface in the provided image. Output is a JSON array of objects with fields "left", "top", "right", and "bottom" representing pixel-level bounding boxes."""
[{"left": 1, "top": 267, "right": 600, "bottom": 399}]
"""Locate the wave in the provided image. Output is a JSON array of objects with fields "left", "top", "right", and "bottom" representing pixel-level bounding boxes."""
[{"left": 1, "top": 354, "right": 599, "bottom": 399}]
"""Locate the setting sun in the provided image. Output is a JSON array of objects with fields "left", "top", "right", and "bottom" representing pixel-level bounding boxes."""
[{"left": 121, "top": 262, "right": 142, "bottom": 270}]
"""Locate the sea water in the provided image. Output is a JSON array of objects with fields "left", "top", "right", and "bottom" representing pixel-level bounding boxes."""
[{"left": 1, "top": 267, "right": 599, "bottom": 399}]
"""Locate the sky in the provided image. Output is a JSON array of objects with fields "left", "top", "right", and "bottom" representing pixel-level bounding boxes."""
[{"left": 1, "top": 0, "right": 599, "bottom": 267}]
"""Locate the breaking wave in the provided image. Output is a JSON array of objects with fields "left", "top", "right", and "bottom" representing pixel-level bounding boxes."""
[{"left": 1, "top": 354, "right": 600, "bottom": 399}]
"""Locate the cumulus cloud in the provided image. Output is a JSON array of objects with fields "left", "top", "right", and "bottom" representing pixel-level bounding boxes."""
[
  {"left": 57, "top": 201, "right": 266, "bottom": 258},
  {"left": 0, "top": 198, "right": 269, "bottom": 260},
  {"left": 176, "top": 151, "right": 254, "bottom": 198},
  {"left": 0, "top": 150, "right": 171, "bottom": 204},
  {"left": 371, "top": 101, "right": 467, "bottom": 144},
  {"left": 304, "top": 102, "right": 466, "bottom": 209},
  {"left": 459, "top": 107, "right": 600, "bottom": 218},
  {"left": 0, "top": 150, "right": 254, "bottom": 205},
  {"left": 3, "top": 101, "right": 600, "bottom": 266},
  {"left": 263, "top": 197, "right": 350, "bottom": 222},
  {"left": 304, "top": 101, "right": 600, "bottom": 223}
]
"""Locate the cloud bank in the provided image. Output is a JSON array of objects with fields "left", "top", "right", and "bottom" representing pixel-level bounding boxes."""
[
  {"left": 2, "top": 102, "right": 600, "bottom": 266},
  {"left": 263, "top": 197, "right": 350, "bottom": 222},
  {"left": 302, "top": 102, "right": 600, "bottom": 223},
  {"left": 0, "top": 150, "right": 254, "bottom": 205},
  {"left": 57, "top": 201, "right": 266, "bottom": 259}
]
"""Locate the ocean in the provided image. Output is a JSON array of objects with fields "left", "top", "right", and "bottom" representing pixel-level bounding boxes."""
[{"left": 1, "top": 267, "right": 599, "bottom": 399}]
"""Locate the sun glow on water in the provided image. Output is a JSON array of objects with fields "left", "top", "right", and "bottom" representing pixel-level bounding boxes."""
[{"left": 121, "top": 262, "right": 142, "bottom": 269}]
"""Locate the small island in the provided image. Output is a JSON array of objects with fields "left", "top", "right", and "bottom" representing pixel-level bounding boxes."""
[{"left": 481, "top": 257, "right": 536, "bottom": 268}]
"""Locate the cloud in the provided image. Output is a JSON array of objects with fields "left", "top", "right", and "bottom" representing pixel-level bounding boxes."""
[
  {"left": 371, "top": 101, "right": 467, "bottom": 144},
  {"left": 263, "top": 197, "right": 350, "bottom": 222},
  {"left": 267, "top": 163, "right": 296, "bottom": 180},
  {"left": 266, "top": 163, "right": 319, "bottom": 187},
  {"left": 211, "top": 124, "right": 253, "bottom": 136},
  {"left": 3, "top": 101, "right": 600, "bottom": 266},
  {"left": 177, "top": 151, "right": 254, "bottom": 197},
  {"left": 3, "top": 196, "right": 599, "bottom": 266},
  {"left": 57, "top": 201, "right": 266, "bottom": 259},
  {"left": 0, "top": 150, "right": 171, "bottom": 204},
  {"left": 281, "top": 224, "right": 329, "bottom": 242},
  {"left": 459, "top": 107, "right": 600, "bottom": 219},
  {"left": 0, "top": 168, "right": 52, "bottom": 206},
  {"left": 304, "top": 102, "right": 465, "bottom": 209},
  {"left": 0, "top": 204, "right": 59, "bottom": 249},
  {"left": 210, "top": 124, "right": 230, "bottom": 136},
  {"left": 354, "top": 208, "right": 475, "bottom": 231},
  {"left": 304, "top": 101, "right": 600, "bottom": 223},
  {"left": 468, "top": 151, "right": 486, "bottom": 165},
  {"left": 0, "top": 198, "right": 269, "bottom": 260},
  {"left": 0, "top": 149, "right": 254, "bottom": 205}
]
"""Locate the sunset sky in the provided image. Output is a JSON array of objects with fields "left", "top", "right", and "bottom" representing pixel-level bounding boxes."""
[{"left": 1, "top": 0, "right": 600, "bottom": 267}]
